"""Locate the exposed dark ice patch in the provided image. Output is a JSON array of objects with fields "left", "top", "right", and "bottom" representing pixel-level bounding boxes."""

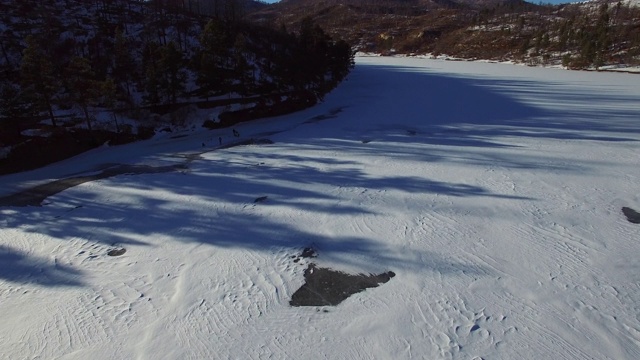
[
  {"left": 622, "top": 207, "right": 640, "bottom": 224},
  {"left": 107, "top": 248, "right": 126, "bottom": 256},
  {"left": 290, "top": 264, "right": 395, "bottom": 306},
  {"left": 470, "top": 324, "right": 480, "bottom": 332}
]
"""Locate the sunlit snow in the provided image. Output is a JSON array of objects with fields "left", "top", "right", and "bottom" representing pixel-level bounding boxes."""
[{"left": 1, "top": 56, "right": 640, "bottom": 359}]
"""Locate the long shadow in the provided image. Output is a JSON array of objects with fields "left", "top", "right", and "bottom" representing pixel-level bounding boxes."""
[
  {"left": 466, "top": 77, "right": 640, "bottom": 138},
  {"left": 0, "top": 245, "right": 84, "bottom": 287},
  {"left": 361, "top": 65, "right": 640, "bottom": 137},
  {"left": 1, "top": 148, "right": 529, "bottom": 238},
  {"left": 0, "top": 163, "right": 186, "bottom": 207},
  {"left": 3, "top": 59, "right": 639, "bottom": 287},
  {"left": 341, "top": 64, "right": 640, "bottom": 144},
  {"left": 278, "top": 62, "right": 638, "bottom": 176},
  {"left": 0, "top": 181, "right": 490, "bottom": 281},
  {"left": 0, "top": 147, "right": 511, "bottom": 287},
  {"left": 335, "top": 65, "right": 548, "bottom": 130}
]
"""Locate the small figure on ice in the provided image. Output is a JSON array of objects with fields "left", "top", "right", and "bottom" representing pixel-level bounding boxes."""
[{"left": 233, "top": 129, "right": 240, "bottom": 137}]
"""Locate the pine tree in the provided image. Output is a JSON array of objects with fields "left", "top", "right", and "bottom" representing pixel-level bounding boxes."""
[
  {"left": 293, "top": 17, "right": 330, "bottom": 92},
  {"left": 558, "top": 20, "right": 570, "bottom": 49},
  {"left": 143, "top": 62, "right": 161, "bottom": 106},
  {"left": 232, "top": 33, "right": 253, "bottom": 95},
  {"left": 113, "top": 28, "right": 135, "bottom": 98},
  {"left": 197, "top": 19, "right": 231, "bottom": 98},
  {"left": 141, "top": 41, "right": 161, "bottom": 106},
  {"left": 20, "top": 35, "right": 58, "bottom": 127},
  {"left": 595, "top": 3, "right": 611, "bottom": 69},
  {"left": 328, "top": 39, "right": 354, "bottom": 83},
  {"left": 157, "top": 42, "right": 186, "bottom": 104},
  {"left": 0, "top": 83, "right": 30, "bottom": 119},
  {"left": 101, "top": 77, "right": 120, "bottom": 133},
  {"left": 65, "top": 56, "right": 100, "bottom": 130}
]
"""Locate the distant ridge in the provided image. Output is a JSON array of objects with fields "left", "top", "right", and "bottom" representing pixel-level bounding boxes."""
[{"left": 249, "top": 0, "right": 640, "bottom": 70}]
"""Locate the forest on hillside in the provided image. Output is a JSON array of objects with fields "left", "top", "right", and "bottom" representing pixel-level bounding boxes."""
[
  {"left": 0, "top": 0, "right": 354, "bottom": 130},
  {"left": 0, "top": 0, "right": 354, "bottom": 173}
]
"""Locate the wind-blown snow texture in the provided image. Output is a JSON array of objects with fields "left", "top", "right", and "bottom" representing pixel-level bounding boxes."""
[{"left": 1, "top": 56, "right": 640, "bottom": 359}]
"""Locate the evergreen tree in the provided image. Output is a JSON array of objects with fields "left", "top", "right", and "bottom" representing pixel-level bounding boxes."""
[
  {"left": 197, "top": 19, "right": 231, "bottom": 98},
  {"left": 157, "top": 41, "right": 186, "bottom": 104},
  {"left": 328, "top": 39, "right": 354, "bottom": 82},
  {"left": 142, "top": 41, "right": 161, "bottom": 106},
  {"left": 101, "top": 77, "right": 120, "bottom": 133},
  {"left": 143, "top": 62, "right": 162, "bottom": 106},
  {"left": 113, "top": 28, "right": 136, "bottom": 98},
  {"left": 558, "top": 20, "right": 570, "bottom": 49},
  {"left": 0, "top": 83, "right": 30, "bottom": 119},
  {"left": 65, "top": 56, "right": 100, "bottom": 130},
  {"left": 232, "top": 33, "right": 253, "bottom": 95},
  {"left": 595, "top": 3, "right": 611, "bottom": 69},
  {"left": 20, "top": 35, "right": 58, "bottom": 127},
  {"left": 294, "top": 17, "right": 330, "bottom": 92}
]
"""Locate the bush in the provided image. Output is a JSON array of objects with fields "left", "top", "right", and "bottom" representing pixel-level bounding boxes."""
[
  {"left": 202, "top": 119, "right": 219, "bottom": 129},
  {"left": 137, "top": 125, "right": 155, "bottom": 139}
]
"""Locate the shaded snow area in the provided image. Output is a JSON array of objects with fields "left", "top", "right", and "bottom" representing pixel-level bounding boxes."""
[{"left": 2, "top": 56, "right": 640, "bottom": 359}]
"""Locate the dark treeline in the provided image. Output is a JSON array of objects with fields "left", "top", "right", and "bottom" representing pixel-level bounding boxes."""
[{"left": 0, "top": 0, "right": 354, "bottom": 129}]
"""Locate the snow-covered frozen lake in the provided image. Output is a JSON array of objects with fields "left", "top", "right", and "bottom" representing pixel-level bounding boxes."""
[{"left": 1, "top": 56, "right": 640, "bottom": 359}]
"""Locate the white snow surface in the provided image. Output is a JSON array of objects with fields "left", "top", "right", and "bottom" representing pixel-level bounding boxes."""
[{"left": 2, "top": 56, "right": 640, "bottom": 359}]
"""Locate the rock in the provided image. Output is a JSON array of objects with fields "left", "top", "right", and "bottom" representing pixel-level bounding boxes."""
[{"left": 107, "top": 248, "right": 126, "bottom": 256}]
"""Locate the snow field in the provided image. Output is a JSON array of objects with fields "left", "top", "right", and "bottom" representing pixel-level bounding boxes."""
[{"left": 1, "top": 56, "right": 640, "bottom": 359}]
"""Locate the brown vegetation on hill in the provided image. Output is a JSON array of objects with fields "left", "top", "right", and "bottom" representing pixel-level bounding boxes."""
[{"left": 249, "top": 0, "right": 640, "bottom": 68}]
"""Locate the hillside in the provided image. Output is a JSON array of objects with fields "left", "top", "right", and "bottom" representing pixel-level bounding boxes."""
[
  {"left": 0, "top": 0, "right": 354, "bottom": 174},
  {"left": 249, "top": 0, "right": 640, "bottom": 68}
]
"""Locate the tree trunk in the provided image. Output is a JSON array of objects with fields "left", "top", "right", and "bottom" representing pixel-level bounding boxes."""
[
  {"left": 46, "top": 98, "right": 57, "bottom": 127},
  {"left": 83, "top": 106, "right": 92, "bottom": 131},
  {"left": 112, "top": 111, "right": 120, "bottom": 133}
]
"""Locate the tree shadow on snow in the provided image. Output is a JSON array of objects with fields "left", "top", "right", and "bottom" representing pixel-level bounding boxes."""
[
  {"left": 3, "top": 60, "right": 639, "bottom": 286},
  {"left": 0, "top": 245, "right": 84, "bottom": 287},
  {"left": 0, "top": 151, "right": 503, "bottom": 286},
  {"left": 340, "top": 64, "right": 639, "bottom": 144}
]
